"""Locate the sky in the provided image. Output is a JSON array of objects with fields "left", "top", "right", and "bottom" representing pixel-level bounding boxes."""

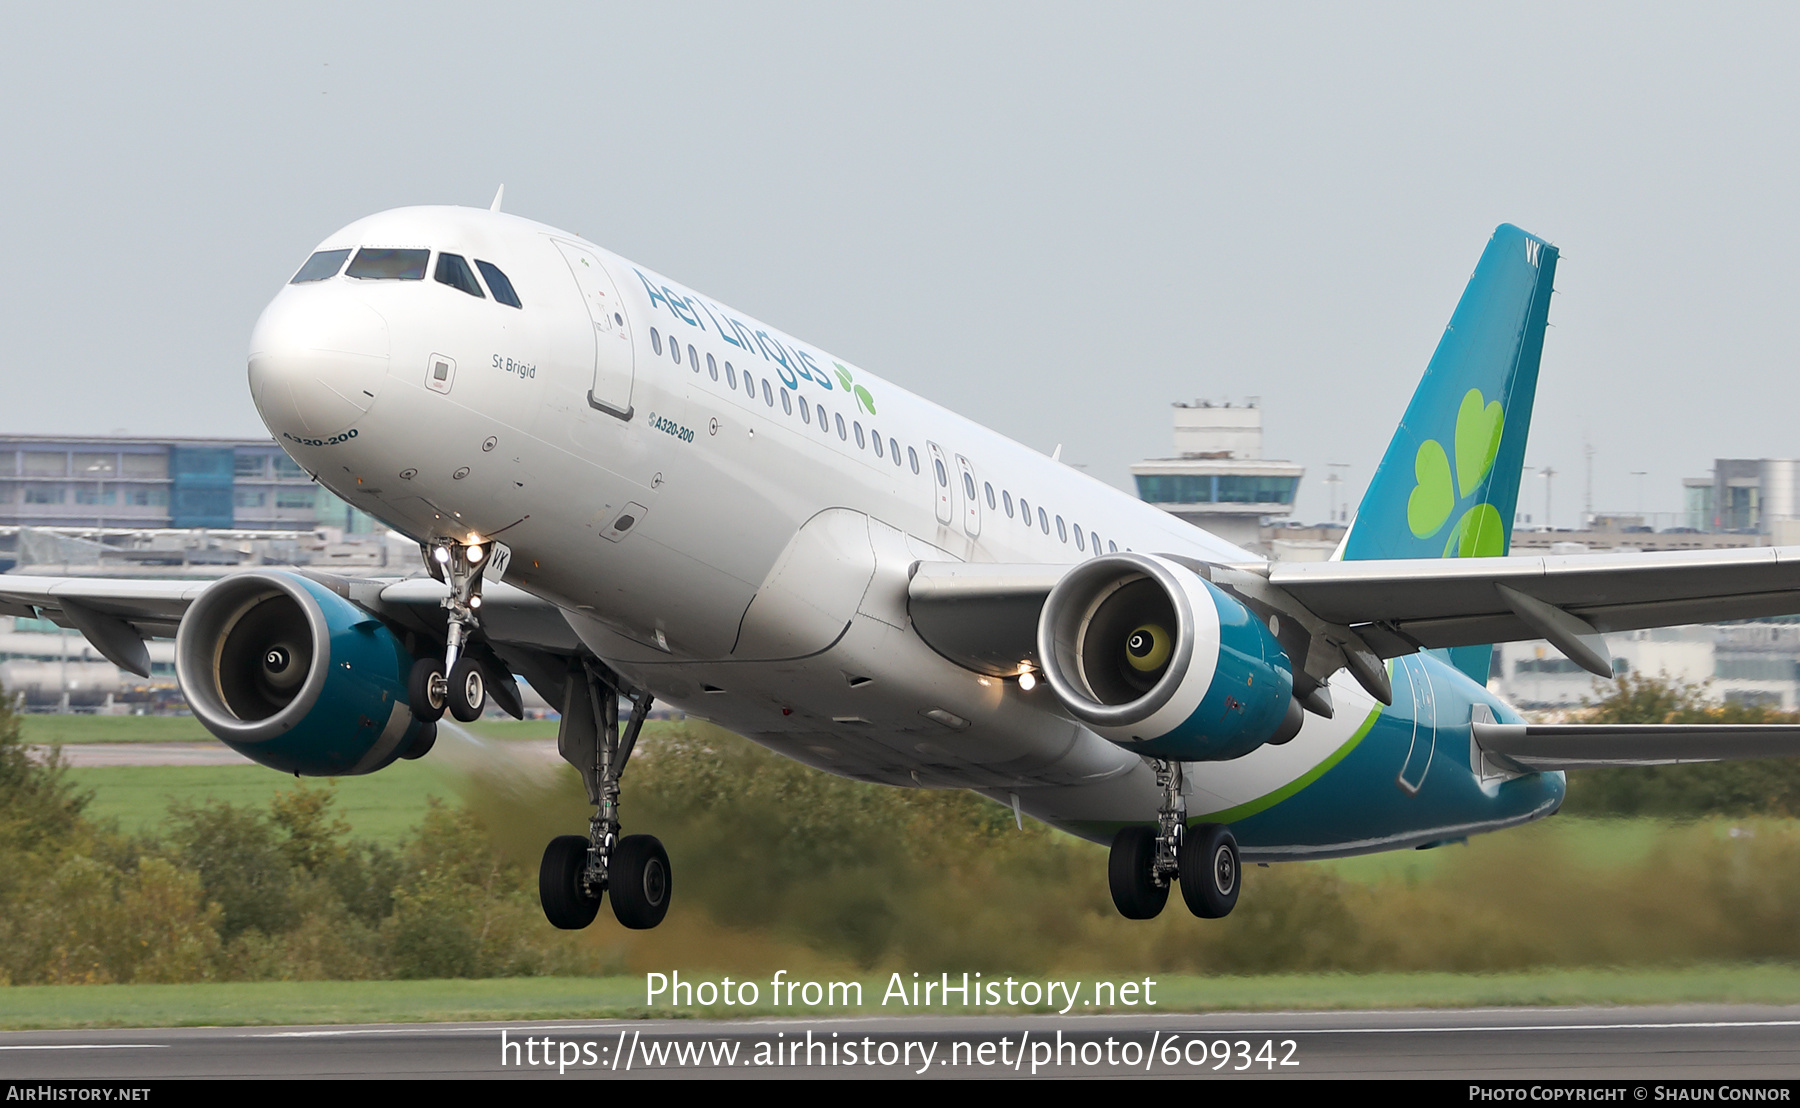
[{"left": 2, "top": 3, "right": 1796, "bottom": 526}]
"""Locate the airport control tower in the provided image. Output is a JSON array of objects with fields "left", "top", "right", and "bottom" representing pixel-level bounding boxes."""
[{"left": 1129, "top": 400, "right": 1303, "bottom": 551}]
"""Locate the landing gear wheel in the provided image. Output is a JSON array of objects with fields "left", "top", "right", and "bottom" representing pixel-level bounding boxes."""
[
  {"left": 401, "top": 719, "right": 437, "bottom": 760},
  {"left": 609, "top": 834, "right": 672, "bottom": 930},
  {"left": 539, "top": 834, "right": 602, "bottom": 930},
  {"left": 408, "top": 658, "right": 446, "bottom": 723},
  {"left": 447, "top": 657, "right": 487, "bottom": 723},
  {"left": 1108, "top": 825, "right": 1169, "bottom": 920},
  {"left": 1179, "top": 823, "right": 1240, "bottom": 919}
]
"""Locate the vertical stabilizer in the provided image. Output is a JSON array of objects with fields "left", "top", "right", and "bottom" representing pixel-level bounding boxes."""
[{"left": 1340, "top": 224, "right": 1558, "bottom": 682}]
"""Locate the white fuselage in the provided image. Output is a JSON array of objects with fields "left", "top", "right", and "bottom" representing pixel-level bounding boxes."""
[{"left": 245, "top": 206, "right": 1425, "bottom": 845}]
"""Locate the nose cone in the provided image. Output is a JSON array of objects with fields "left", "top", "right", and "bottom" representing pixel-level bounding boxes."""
[{"left": 249, "top": 288, "right": 390, "bottom": 439}]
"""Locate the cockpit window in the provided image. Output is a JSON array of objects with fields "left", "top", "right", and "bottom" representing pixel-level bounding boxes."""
[
  {"left": 290, "top": 248, "right": 351, "bottom": 283},
  {"left": 434, "top": 253, "right": 485, "bottom": 298},
  {"left": 474, "top": 260, "right": 522, "bottom": 308},
  {"left": 346, "top": 248, "right": 429, "bottom": 280}
]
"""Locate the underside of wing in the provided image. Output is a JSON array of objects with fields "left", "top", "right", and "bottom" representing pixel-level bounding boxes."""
[
  {"left": 1268, "top": 546, "right": 1800, "bottom": 656},
  {"left": 0, "top": 571, "right": 581, "bottom": 685},
  {"left": 1474, "top": 721, "right": 1800, "bottom": 771},
  {"left": 906, "top": 562, "right": 1070, "bottom": 676}
]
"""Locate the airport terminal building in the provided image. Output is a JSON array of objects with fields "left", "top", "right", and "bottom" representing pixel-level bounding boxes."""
[{"left": 0, "top": 434, "right": 372, "bottom": 533}]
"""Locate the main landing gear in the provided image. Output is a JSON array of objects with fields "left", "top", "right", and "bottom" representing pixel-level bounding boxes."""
[
  {"left": 1108, "top": 759, "right": 1241, "bottom": 921},
  {"left": 539, "top": 660, "right": 671, "bottom": 931},
  {"left": 409, "top": 539, "right": 494, "bottom": 725}
]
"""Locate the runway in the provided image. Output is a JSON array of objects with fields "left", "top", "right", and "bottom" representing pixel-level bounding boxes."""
[{"left": 3, "top": 1005, "right": 1799, "bottom": 1079}]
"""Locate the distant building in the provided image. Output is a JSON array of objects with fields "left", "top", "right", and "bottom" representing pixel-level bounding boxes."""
[
  {"left": 1682, "top": 458, "right": 1800, "bottom": 539},
  {"left": 0, "top": 434, "right": 378, "bottom": 533},
  {"left": 0, "top": 435, "right": 392, "bottom": 572},
  {"left": 1494, "top": 622, "right": 1800, "bottom": 712},
  {"left": 1130, "top": 401, "right": 1303, "bottom": 551}
]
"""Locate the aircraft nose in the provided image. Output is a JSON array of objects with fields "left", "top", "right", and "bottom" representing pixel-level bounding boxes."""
[{"left": 248, "top": 287, "right": 390, "bottom": 439}]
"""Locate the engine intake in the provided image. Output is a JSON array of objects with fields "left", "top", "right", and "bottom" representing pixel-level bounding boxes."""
[
  {"left": 1037, "top": 553, "right": 1298, "bottom": 760},
  {"left": 175, "top": 570, "right": 425, "bottom": 775}
]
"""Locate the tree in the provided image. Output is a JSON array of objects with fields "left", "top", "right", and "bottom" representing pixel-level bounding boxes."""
[{"left": 1563, "top": 673, "right": 1800, "bottom": 817}]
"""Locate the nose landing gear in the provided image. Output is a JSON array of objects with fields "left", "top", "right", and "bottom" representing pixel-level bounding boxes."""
[
  {"left": 409, "top": 539, "right": 493, "bottom": 723},
  {"left": 539, "top": 660, "right": 670, "bottom": 930},
  {"left": 1107, "top": 759, "right": 1241, "bottom": 921}
]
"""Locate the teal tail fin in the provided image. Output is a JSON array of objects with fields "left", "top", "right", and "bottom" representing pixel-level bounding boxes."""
[{"left": 1339, "top": 223, "right": 1558, "bottom": 683}]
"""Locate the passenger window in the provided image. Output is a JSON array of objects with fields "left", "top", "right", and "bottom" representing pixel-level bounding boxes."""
[
  {"left": 1074, "top": 525, "right": 1085, "bottom": 551},
  {"left": 985, "top": 482, "right": 996, "bottom": 510},
  {"left": 872, "top": 430, "right": 884, "bottom": 458},
  {"left": 1020, "top": 498, "right": 1031, "bottom": 523},
  {"left": 1091, "top": 531, "right": 1101, "bottom": 555},
  {"left": 890, "top": 438, "right": 901, "bottom": 465},
  {"left": 434, "top": 253, "right": 485, "bottom": 298},
  {"left": 1003, "top": 491, "right": 1014, "bottom": 518},
  {"left": 291, "top": 248, "right": 351, "bottom": 283},
  {"left": 347, "top": 247, "right": 428, "bottom": 280},
  {"left": 706, "top": 352, "right": 717, "bottom": 378},
  {"left": 1038, "top": 507, "right": 1049, "bottom": 534},
  {"left": 726, "top": 363, "right": 738, "bottom": 389},
  {"left": 745, "top": 373, "right": 757, "bottom": 398},
  {"left": 1056, "top": 515, "right": 1067, "bottom": 542},
  {"left": 1108, "top": 540, "right": 1118, "bottom": 553},
  {"left": 781, "top": 389, "right": 792, "bottom": 415},
  {"left": 651, "top": 328, "right": 663, "bottom": 356},
  {"left": 854, "top": 421, "right": 865, "bottom": 448},
  {"left": 688, "top": 344, "right": 698, "bottom": 369},
  {"left": 935, "top": 458, "right": 949, "bottom": 486},
  {"left": 474, "top": 260, "right": 522, "bottom": 307},
  {"left": 672, "top": 342, "right": 682, "bottom": 366},
  {"left": 763, "top": 379, "right": 774, "bottom": 407},
  {"left": 817, "top": 402, "right": 828, "bottom": 429},
  {"left": 800, "top": 398, "right": 811, "bottom": 424},
  {"left": 835, "top": 413, "right": 847, "bottom": 440},
  {"left": 962, "top": 472, "right": 976, "bottom": 499},
  {"left": 908, "top": 447, "right": 920, "bottom": 474}
]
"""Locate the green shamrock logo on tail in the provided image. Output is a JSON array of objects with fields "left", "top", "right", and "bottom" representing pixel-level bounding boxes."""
[{"left": 1406, "top": 388, "right": 1506, "bottom": 558}]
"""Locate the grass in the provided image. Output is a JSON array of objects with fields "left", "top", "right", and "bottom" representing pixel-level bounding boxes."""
[
  {"left": 67, "top": 762, "right": 457, "bottom": 846},
  {"left": 2, "top": 966, "right": 1799, "bottom": 1030}
]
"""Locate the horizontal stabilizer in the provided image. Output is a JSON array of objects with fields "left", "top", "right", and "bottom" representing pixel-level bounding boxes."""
[{"left": 1474, "top": 721, "right": 1800, "bottom": 771}]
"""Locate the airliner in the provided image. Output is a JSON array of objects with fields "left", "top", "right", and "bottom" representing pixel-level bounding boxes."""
[{"left": 8, "top": 201, "right": 1800, "bottom": 929}]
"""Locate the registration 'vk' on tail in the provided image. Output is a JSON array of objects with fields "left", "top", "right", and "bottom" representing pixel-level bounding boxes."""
[{"left": 1338, "top": 223, "right": 1559, "bottom": 682}]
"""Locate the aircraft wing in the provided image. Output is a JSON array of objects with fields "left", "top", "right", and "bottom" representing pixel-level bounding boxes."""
[
  {"left": 908, "top": 545, "right": 1800, "bottom": 682},
  {"left": 1473, "top": 721, "right": 1800, "bottom": 771},
  {"left": 0, "top": 572, "right": 579, "bottom": 680},
  {"left": 1265, "top": 545, "right": 1800, "bottom": 657}
]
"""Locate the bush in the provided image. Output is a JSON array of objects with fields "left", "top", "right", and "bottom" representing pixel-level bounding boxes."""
[{"left": 1563, "top": 674, "right": 1800, "bottom": 817}]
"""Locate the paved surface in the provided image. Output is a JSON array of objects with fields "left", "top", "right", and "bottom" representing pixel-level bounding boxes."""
[
  {"left": 3, "top": 1005, "right": 1799, "bottom": 1079},
  {"left": 31, "top": 739, "right": 566, "bottom": 767},
  {"left": 31, "top": 742, "right": 254, "bottom": 766}
]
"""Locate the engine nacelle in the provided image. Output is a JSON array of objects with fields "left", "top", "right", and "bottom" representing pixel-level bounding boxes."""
[
  {"left": 1037, "top": 553, "right": 1297, "bottom": 761},
  {"left": 175, "top": 569, "right": 427, "bottom": 776}
]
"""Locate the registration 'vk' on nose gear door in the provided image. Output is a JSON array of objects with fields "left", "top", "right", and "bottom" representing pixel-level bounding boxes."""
[{"left": 552, "top": 239, "right": 636, "bottom": 421}]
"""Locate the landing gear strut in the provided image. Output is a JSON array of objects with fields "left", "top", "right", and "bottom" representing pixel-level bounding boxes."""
[
  {"left": 410, "top": 539, "right": 493, "bottom": 724},
  {"left": 539, "top": 660, "right": 670, "bottom": 930},
  {"left": 1107, "top": 759, "right": 1241, "bottom": 921}
]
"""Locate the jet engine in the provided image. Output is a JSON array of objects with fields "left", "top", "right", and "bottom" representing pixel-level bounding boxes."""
[
  {"left": 175, "top": 569, "right": 428, "bottom": 775},
  {"left": 1036, "top": 553, "right": 1301, "bottom": 761}
]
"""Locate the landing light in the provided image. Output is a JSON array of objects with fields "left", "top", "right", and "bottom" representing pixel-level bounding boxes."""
[
  {"left": 1018, "top": 671, "right": 1038, "bottom": 692},
  {"left": 433, "top": 546, "right": 451, "bottom": 565},
  {"left": 468, "top": 544, "right": 485, "bottom": 564}
]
